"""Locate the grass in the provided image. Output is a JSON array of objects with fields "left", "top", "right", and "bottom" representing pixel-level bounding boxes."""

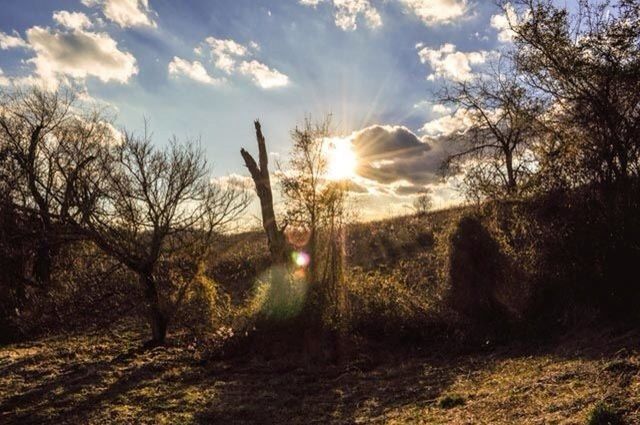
[{"left": 1, "top": 324, "right": 639, "bottom": 424}]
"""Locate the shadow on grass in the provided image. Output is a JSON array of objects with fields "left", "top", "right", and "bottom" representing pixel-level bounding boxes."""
[
  {"left": 193, "top": 355, "right": 470, "bottom": 425},
  {"left": 0, "top": 326, "right": 638, "bottom": 424}
]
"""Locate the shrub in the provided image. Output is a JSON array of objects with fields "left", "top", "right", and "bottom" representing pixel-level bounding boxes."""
[
  {"left": 345, "top": 263, "right": 452, "bottom": 344},
  {"left": 1, "top": 237, "right": 139, "bottom": 342},
  {"left": 253, "top": 266, "right": 308, "bottom": 322},
  {"left": 173, "top": 270, "right": 232, "bottom": 337},
  {"left": 587, "top": 402, "right": 625, "bottom": 425}
]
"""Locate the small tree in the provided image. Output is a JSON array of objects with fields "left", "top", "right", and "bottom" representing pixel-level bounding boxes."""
[
  {"left": 280, "top": 117, "right": 331, "bottom": 290},
  {"left": 76, "top": 125, "right": 249, "bottom": 345},
  {"left": 440, "top": 65, "right": 543, "bottom": 201},
  {"left": 413, "top": 191, "right": 433, "bottom": 215},
  {"left": 280, "top": 117, "right": 349, "bottom": 358}
]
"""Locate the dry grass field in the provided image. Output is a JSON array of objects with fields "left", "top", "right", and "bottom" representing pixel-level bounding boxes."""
[{"left": 1, "top": 323, "right": 638, "bottom": 424}]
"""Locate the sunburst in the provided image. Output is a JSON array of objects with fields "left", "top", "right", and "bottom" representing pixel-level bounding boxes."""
[{"left": 325, "top": 137, "right": 358, "bottom": 180}]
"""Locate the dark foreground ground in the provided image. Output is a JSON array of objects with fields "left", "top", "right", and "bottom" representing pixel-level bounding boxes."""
[{"left": 1, "top": 324, "right": 639, "bottom": 424}]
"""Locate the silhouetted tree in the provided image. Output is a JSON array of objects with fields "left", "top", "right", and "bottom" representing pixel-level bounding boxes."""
[
  {"left": 241, "top": 121, "right": 294, "bottom": 320},
  {"left": 75, "top": 125, "right": 249, "bottom": 345},
  {"left": 0, "top": 87, "right": 112, "bottom": 288},
  {"left": 280, "top": 117, "right": 332, "bottom": 291},
  {"left": 507, "top": 0, "right": 640, "bottom": 187},
  {"left": 280, "top": 117, "right": 349, "bottom": 361}
]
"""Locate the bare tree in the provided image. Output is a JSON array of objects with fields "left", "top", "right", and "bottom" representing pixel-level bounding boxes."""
[
  {"left": 440, "top": 65, "right": 543, "bottom": 201},
  {"left": 0, "top": 87, "right": 112, "bottom": 288},
  {"left": 280, "top": 117, "right": 349, "bottom": 361},
  {"left": 75, "top": 126, "right": 249, "bottom": 345},
  {"left": 280, "top": 117, "right": 331, "bottom": 290}
]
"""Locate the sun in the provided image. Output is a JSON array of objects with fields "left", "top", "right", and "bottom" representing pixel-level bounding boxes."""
[{"left": 325, "top": 137, "right": 358, "bottom": 180}]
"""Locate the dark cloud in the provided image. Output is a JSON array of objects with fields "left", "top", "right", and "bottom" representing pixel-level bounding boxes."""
[
  {"left": 352, "top": 125, "right": 430, "bottom": 159},
  {"left": 394, "top": 185, "right": 431, "bottom": 196},
  {"left": 350, "top": 125, "right": 449, "bottom": 186}
]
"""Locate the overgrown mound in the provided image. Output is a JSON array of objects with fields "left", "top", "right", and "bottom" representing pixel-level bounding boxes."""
[{"left": 445, "top": 214, "right": 510, "bottom": 324}]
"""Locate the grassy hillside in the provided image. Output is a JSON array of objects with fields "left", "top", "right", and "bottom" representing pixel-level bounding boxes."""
[{"left": 209, "top": 189, "right": 640, "bottom": 346}]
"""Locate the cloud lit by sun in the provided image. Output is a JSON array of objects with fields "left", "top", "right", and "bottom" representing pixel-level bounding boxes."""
[{"left": 325, "top": 137, "right": 358, "bottom": 180}]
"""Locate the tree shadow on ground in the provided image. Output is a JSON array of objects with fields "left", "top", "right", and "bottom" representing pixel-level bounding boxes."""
[
  {"left": 193, "top": 353, "right": 477, "bottom": 425},
  {"left": 1, "top": 326, "right": 638, "bottom": 424}
]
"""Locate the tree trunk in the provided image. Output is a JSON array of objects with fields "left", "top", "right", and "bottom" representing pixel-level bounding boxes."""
[
  {"left": 241, "top": 121, "right": 291, "bottom": 310},
  {"left": 33, "top": 237, "right": 53, "bottom": 287},
  {"left": 505, "top": 148, "right": 517, "bottom": 195},
  {"left": 241, "top": 120, "right": 288, "bottom": 265},
  {"left": 140, "top": 273, "right": 168, "bottom": 345}
]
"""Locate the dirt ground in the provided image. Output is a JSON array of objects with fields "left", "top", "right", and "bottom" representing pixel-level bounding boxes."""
[{"left": 1, "top": 324, "right": 639, "bottom": 424}]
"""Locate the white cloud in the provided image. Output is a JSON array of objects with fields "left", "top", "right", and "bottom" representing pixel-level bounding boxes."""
[
  {"left": 417, "top": 43, "right": 488, "bottom": 81},
  {"left": 491, "top": 2, "right": 518, "bottom": 43},
  {"left": 334, "top": 0, "right": 382, "bottom": 30},
  {"left": 82, "top": 0, "right": 157, "bottom": 28},
  {"left": 421, "top": 108, "right": 474, "bottom": 136},
  {"left": 0, "top": 69, "right": 9, "bottom": 86},
  {"left": 204, "top": 37, "right": 250, "bottom": 74},
  {"left": 299, "top": 0, "right": 382, "bottom": 31},
  {"left": 238, "top": 60, "right": 289, "bottom": 89},
  {"left": 25, "top": 25, "right": 138, "bottom": 88},
  {"left": 399, "top": 0, "right": 469, "bottom": 25},
  {"left": 0, "top": 31, "right": 28, "bottom": 50},
  {"left": 432, "top": 104, "right": 452, "bottom": 115},
  {"left": 184, "top": 37, "right": 290, "bottom": 89},
  {"left": 53, "top": 11, "right": 93, "bottom": 30},
  {"left": 413, "top": 101, "right": 453, "bottom": 117},
  {"left": 168, "top": 57, "right": 223, "bottom": 85},
  {"left": 213, "top": 173, "right": 254, "bottom": 191}
]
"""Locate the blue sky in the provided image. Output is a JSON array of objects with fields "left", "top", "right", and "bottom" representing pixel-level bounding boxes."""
[{"left": 0, "top": 0, "right": 532, "bottom": 219}]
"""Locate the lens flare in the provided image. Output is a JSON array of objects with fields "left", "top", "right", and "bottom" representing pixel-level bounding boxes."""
[{"left": 292, "top": 251, "right": 310, "bottom": 267}]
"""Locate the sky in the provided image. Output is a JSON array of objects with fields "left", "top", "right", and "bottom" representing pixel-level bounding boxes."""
[{"left": 0, "top": 0, "right": 530, "bottom": 221}]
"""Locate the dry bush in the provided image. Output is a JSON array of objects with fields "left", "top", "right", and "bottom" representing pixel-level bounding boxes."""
[
  {"left": 172, "top": 271, "right": 233, "bottom": 338},
  {"left": 437, "top": 213, "right": 509, "bottom": 327},
  {"left": 434, "top": 206, "right": 540, "bottom": 334},
  {"left": 0, "top": 204, "right": 34, "bottom": 342},
  {"left": 207, "top": 231, "right": 270, "bottom": 304},
  {"left": 346, "top": 261, "right": 453, "bottom": 343},
  {"left": 1, "top": 239, "right": 139, "bottom": 342},
  {"left": 346, "top": 215, "right": 437, "bottom": 271}
]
